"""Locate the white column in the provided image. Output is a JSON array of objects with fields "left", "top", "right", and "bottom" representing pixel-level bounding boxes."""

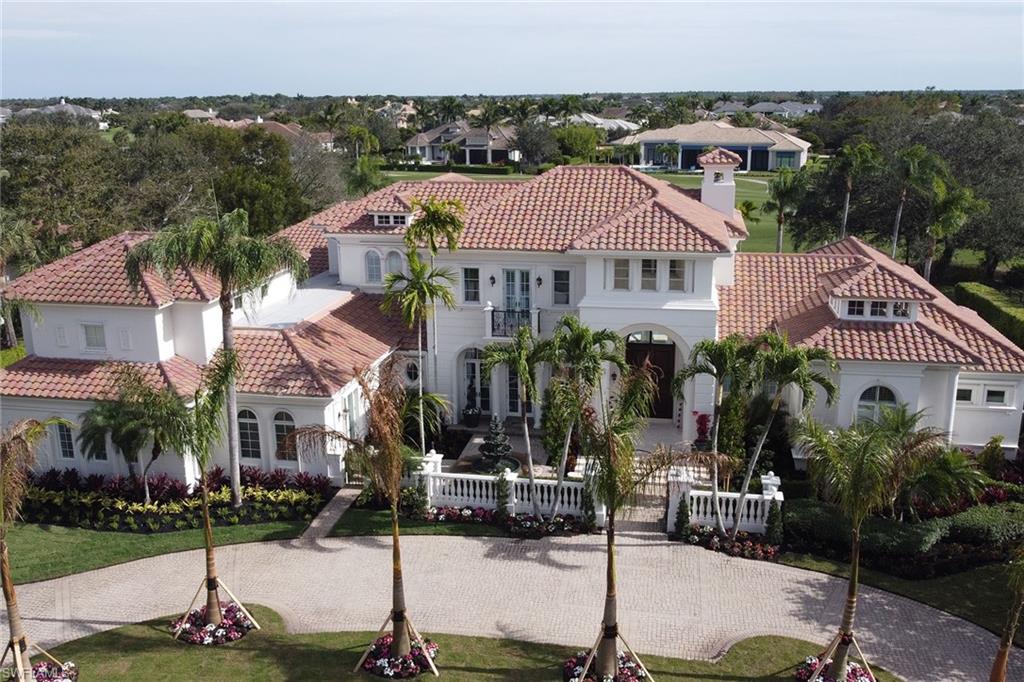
[
  {"left": 677, "top": 144, "right": 683, "bottom": 169},
  {"left": 465, "top": 148, "right": 471, "bottom": 165},
  {"left": 483, "top": 301, "right": 494, "bottom": 338},
  {"left": 486, "top": 148, "right": 492, "bottom": 164},
  {"left": 746, "top": 146, "right": 752, "bottom": 171}
]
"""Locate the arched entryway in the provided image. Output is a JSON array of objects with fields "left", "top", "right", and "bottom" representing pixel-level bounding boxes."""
[
  {"left": 457, "top": 347, "right": 491, "bottom": 417},
  {"left": 624, "top": 330, "right": 676, "bottom": 419}
]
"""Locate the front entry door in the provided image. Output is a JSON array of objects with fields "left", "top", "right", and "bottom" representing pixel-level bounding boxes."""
[{"left": 626, "top": 341, "right": 675, "bottom": 419}]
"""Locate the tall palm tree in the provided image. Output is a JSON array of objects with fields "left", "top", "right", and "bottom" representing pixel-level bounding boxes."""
[
  {"left": 991, "top": 544, "right": 1024, "bottom": 682},
  {"left": 127, "top": 208, "right": 309, "bottom": 508},
  {"left": 382, "top": 249, "right": 455, "bottom": 456},
  {"left": 435, "top": 96, "right": 465, "bottom": 123},
  {"left": 537, "top": 316, "right": 626, "bottom": 517},
  {"left": 888, "top": 144, "right": 948, "bottom": 258},
  {"left": 579, "top": 364, "right": 677, "bottom": 679},
  {"left": 728, "top": 333, "right": 837, "bottom": 541},
  {"left": 762, "top": 167, "right": 808, "bottom": 253},
  {"left": 796, "top": 420, "right": 894, "bottom": 679},
  {"left": 673, "top": 335, "right": 755, "bottom": 536},
  {"left": 470, "top": 101, "right": 505, "bottom": 141},
  {"left": 169, "top": 350, "right": 238, "bottom": 627},
  {"left": 404, "top": 197, "right": 466, "bottom": 396},
  {"left": 316, "top": 102, "right": 343, "bottom": 137},
  {"left": 346, "top": 155, "right": 388, "bottom": 197},
  {"left": 505, "top": 97, "right": 537, "bottom": 126},
  {"left": 1, "top": 418, "right": 67, "bottom": 680},
  {"left": 557, "top": 95, "right": 584, "bottom": 124},
  {"left": 440, "top": 142, "right": 461, "bottom": 167},
  {"left": 346, "top": 125, "right": 380, "bottom": 159},
  {"left": 655, "top": 143, "right": 679, "bottom": 168},
  {"left": 922, "top": 184, "right": 987, "bottom": 281},
  {"left": 483, "top": 325, "right": 544, "bottom": 518},
  {"left": 78, "top": 364, "right": 191, "bottom": 504},
  {"left": 0, "top": 211, "right": 36, "bottom": 349},
  {"left": 834, "top": 142, "right": 881, "bottom": 239}
]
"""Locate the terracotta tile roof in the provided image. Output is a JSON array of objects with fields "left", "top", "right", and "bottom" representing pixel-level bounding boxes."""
[
  {"left": 234, "top": 292, "right": 414, "bottom": 396},
  {"left": 720, "top": 237, "right": 1024, "bottom": 372},
  {"left": 3, "top": 232, "right": 220, "bottom": 307},
  {"left": 320, "top": 165, "right": 733, "bottom": 254},
  {"left": 0, "top": 355, "right": 203, "bottom": 401},
  {"left": 698, "top": 148, "right": 743, "bottom": 166},
  {"left": 277, "top": 221, "right": 329, "bottom": 276}
]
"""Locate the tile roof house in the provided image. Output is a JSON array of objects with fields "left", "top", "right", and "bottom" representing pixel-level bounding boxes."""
[
  {"left": 404, "top": 120, "right": 520, "bottom": 165},
  {"left": 613, "top": 120, "right": 812, "bottom": 171}
]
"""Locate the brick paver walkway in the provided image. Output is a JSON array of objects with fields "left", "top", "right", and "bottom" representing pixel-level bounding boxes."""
[{"left": 4, "top": 530, "right": 1017, "bottom": 681}]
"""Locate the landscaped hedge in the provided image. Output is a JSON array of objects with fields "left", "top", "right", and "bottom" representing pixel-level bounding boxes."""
[
  {"left": 945, "top": 502, "right": 1024, "bottom": 547},
  {"left": 953, "top": 282, "right": 1024, "bottom": 348},
  {"left": 383, "top": 163, "right": 517, "bottom": 175}
]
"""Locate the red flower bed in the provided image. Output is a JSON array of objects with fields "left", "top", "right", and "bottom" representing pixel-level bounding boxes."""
[
  {"left": 563, "top": 650, "right": 648, "bottom": 681},
  {"left": 678, "top": 525, "right": 780, "bottom": 561},
  {"left": 170, "top": 602, "right": 255, "bottom": 645},
  {"left": 362, "top": 633, "right": 439, "bottom": 678},
  {"left": 795, "top": 654, "right": 874, "bottom": 682}
]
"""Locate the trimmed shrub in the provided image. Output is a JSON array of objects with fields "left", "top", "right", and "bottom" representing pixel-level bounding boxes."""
[
  {"left": 673, "top": 494, "right": 690, "bottom": 535},
  {"left": 765, "top": 499, "right": 784, "bottom": 546},
  {"left": 977, "top": 435, "right": 1007, "bottom": 479},
  {"left": 945, "top": 502, "right": 1024, "bottom": 548},
  {"left": 954, "top": 282, "right": 1024, "bottom": 348}
]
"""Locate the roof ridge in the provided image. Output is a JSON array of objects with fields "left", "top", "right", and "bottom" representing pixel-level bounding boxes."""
[
  {"left": 928, "top": 301, "right": 1024, "bottom": 364},
  {"left": 915, "top": 314, "right": 986, "bottom": 366},
  {"left": 123, "top": 240, "right": 163, "bottom": 306},
  {"left": 281, "top": 330, "right": 332, "bottom": 396}
]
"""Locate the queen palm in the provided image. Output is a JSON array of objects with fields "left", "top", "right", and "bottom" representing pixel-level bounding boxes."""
[
  {"left": 796, "top": 420, "right": 894, "bottom": 680},
  {"left": 834, "top": 142, "right": 881, "bottom": 239},
  {"left": 922, "top": 184, "right": 987, "bottom": 281},
  {"left": 655, "top": 143, "right": 678, "bottom": 168},
  {"left": 991, "top": 544, "right": 1024, "bottom": 682},
  {"left": 888, "top": 144, "right": 948, "bottom": 258},
  {"left": 579, "top": 364, "right": 677, "bottom": 679},
  {"left": 78, "top": 364, "right": 190, "bottom": 504},
  {"left": 483, "top": 325, "right": 544, "bottom": 519},
  {"left": 728, "top": 332, "right": 837, "bottom": 541},
  {"left": 382, "top": 248, "right": 455, "bottom": 456},
  {"left": 440, "top": 142, "right": 461, "bottom": 167},
  {"left": 537, "top": 316, "right": 626, "bottom": 517},
  {"left": 673, "top": 335, "right": 755, "bottom": 536},
  {"left": 346, "top": 155, "right": 388, "bottom": 197},
  {"left": 404, "top": 197, "right": 466, "bottom": 394},
  {"left": 1, "top": 418, "right": 67, "bottom": 680},
  {"left": 126, "top": 208, "right": 309, "bottom": 508},
  {"left": 470, "top": 101, "right": 505, "bottom": 142},
  {"left": 763, "top": 167, "right": 808, "bottom": 253}
]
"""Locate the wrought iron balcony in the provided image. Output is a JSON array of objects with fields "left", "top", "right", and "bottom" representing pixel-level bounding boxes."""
[{"left": 490, "top": 309, "right": 532, "bottom": 337}]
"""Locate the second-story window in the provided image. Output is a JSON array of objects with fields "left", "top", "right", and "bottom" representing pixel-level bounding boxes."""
[
  {"left": 641, "top": 259, "right": 658, "bottom": 291},
  {"left": 365, "top": 251, "right": 382, "bottom": 284},
  {"left": 82, "top": 323, "right": 106, "bottom": 351},
  {"left": 613, "top": 259, "right": 630, "bottom": 290},
  {"left": 668, "top": 260, "right": 687, "bottom": 292},
  {"left": 392, "top": 214, "right": 407, "bottom": 226},
  {"left": 385, "top": 251, "right": 404, "bottom": 275},
  {"left": 870, "top": 301, "right": 888, "bottom": 317},
  {"left": 847, "top": 300, "right": 865, "bottom": 317},
  {"left": 552, "top": 270, "right": 571, "bottom": 305},
  {"left": 375, "top": 214, "right": 392, "bottom": 227},
  {"left": 463, "top": 268, "right": 480, "bottom": 303},
  {"left": 893, "top": 301, "right": 911, "bottom": 318}
]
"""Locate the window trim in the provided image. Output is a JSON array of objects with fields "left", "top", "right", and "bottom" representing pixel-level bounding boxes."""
[
  {"left": 668, "top": 259, "right": 688, "bottom": 292},
  {"left": 364, "top": 249, "right": 383, "bottom": 284},
  {"left": 957, "top": 381, "right": 1014, "bottom": 409},
  {"left": 385, "top": 250, "right": 404, "bottom": 276},
  {"left": 56, "top": 423, "right": 76, "bottom": 460},
  {"left": 552, "top": 269, "right": 571, "bottom": 306},
  {"left": 273, "top": 411, "right": 297, "bottom": 461},
  {"left": 462, "top": 267, "right": 481, "bottom": 304},
  {"left": 640, "top": 259, "right": 658, "bottom": 291},
  {"left": 80, "top": 322, "right": 107, "bottom": 352},
  {"left": 238, "top": 409, "right": 262, "bottom": 460},
  {"left": 611, "top": 259, "right": 630, "bottom": 291}
]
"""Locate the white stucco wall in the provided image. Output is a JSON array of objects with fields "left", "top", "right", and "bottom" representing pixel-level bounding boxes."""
[
  {"left": 171, "top": 301, "right": 222, "bottom": 364},
  {"left": 951, "top": 372, "right": 1024, "bottom": 451},
  {"left": 22, "top": 303, "right": 174, "bottom": 363}
]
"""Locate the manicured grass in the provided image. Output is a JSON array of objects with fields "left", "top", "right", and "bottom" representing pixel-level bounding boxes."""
[
  {"left": 780, "top": 552, "right": 1017, "bottom": 645},
  {"left": 47, "top": 604, "right": 899, "bottom": 681},
  {"left": 1, "top": 343, "right": 25, "bottom": 367},
  {"left": 329, "top": 507, "right": 506, "bottom": 538},
  {"left": 7, "top": 521, "right": 308, "bottom": 584}
]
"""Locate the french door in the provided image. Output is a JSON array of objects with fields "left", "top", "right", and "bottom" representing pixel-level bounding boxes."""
[
  {"left": 503, "top": 269, "right": 531, "bottom": 310},
  {"left": 463, "top": 349, "right": 490, "bottom": 414},
  {"left": 507, "top": 368, "right": 533, "bottom": 417}
]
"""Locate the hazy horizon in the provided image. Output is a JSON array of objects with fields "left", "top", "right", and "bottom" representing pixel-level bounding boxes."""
[{"left": 2, "top": 1, "right": 1022, "bottom": 99}]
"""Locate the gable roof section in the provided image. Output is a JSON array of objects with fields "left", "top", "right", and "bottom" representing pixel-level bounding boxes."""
[
  {"left": 613, "top": 120, "right": 811, "bottom": 152},
  {"left": 276, "top": 220, "right": 330, "bottom": 276},
  {"left": 0, "top": 355, "right": 203, "bottom": 401},
  {"left": 698, "top": 147, "right": 743, "bottom": 166}
]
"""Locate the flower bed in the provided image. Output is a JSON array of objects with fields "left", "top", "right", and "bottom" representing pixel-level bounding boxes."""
[
  {"left": 563, "top": 650, "right": 648, "bottom": 681},
  {"left": 170, "top": 602, "right": 255, "bottom": 646},
  {"left": 674, "top": 525, "right": 780, "bottom": 562},
  {"left": 362, "top": 633, "right": 439, "bottom": 678},
  {"left": 422, "top": 505, "right": 591, "bottom": 538},
  {"left": 795, "top": 654, "right": 874, "bottom": 682},
  {"left": 30, "top": 661, "right": 78, "bottom": 682}
]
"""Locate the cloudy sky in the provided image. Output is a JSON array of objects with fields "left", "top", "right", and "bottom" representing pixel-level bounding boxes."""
[{"left": 2, "top": 1, "right": 1022, "bottom": 98}]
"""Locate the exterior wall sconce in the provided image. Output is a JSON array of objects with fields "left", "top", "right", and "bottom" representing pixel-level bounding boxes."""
[
  {"left": 489, "top": 275, "right": 496, "bottom": 286},
  {"left": 535, "top": 276, "right": 543, "bottom": 287},
  {"left": 610, "top": 370, "right": 618, "bottom": 382}
]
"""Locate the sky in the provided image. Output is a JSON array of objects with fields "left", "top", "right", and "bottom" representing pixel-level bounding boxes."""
[{"left": 2, "top": 1, "right": 1022, "bottom": 99}]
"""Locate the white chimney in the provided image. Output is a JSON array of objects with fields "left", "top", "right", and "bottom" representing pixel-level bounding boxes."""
[
  {"left": 256, "top": 115, "right": 263, "bottom": 123},
  {"left": 698, "top": 149, "right": 741, "bottom": 217}
]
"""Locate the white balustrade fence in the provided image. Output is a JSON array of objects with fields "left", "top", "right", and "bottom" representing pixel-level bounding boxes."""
[{"left": 666, "top": 466, "right": 783, "bottom": 535}]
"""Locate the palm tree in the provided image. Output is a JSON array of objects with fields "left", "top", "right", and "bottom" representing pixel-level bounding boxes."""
[
  {"left": 435, "top": 96, "right": 465, "bottom": 123},
  {"left": 126, "top": 209, "right": 310, "bottom": 508},
  {"left": 169, "top": 350, "right": 239, "bottom": 628},
  {"left": 0, "top": 211, "right": 35, "bottom": 349},
  {"left": 557, "top": 95, "right": 584, "bottom": 124},
  {"left": 762, "top": 167, "right": 808, "bottom": 253},
  {"left": 1, "top": 418, "right": 67, "bottom": 680},
  {"left": 579, "top": 364, "right": 677, "bottom": 679},
  {"left": 796, "top": 420, "right": 894, "bottom": 679},
  {"left": 655, "top": 143, "right": 679, "bottom": 168},
  {"left": 346, "top": 125, "right": 380, "bottom": 159},
  {"left": 470, "top": 101, "right": 505, "bottom": 140},
  {"left": 505, "top": 98, "right": 537, "bottom": 126},
  {"left": 537, "top": 316, "right": 626, "bottom": 517},
  {"left": 728, "top": 333, "right": 837, "bottom": 541},
  {"left": 737, "top": 199, "right": 758, "bottom": 224},
  {"left": 382, "top": 249, "right": 455, "bottom": 456},
  {"left": 346, "top": 155, "right": 388, "bottom": 197},
  {"left": 834, "top": 142, "right": 881, "bottom": 239},
  {"left": 78, "top": 364, "right": 190, "bottom": 504},
  {"left": 316, "top": 102, "right": 343, "bottom": 136},
  {"left": 991, "top": 545, "right": 1024, "bottom": 682},
  {"left": 404, "top": 197, "right": 466, "bottom": 396},
  {"left": 922, "top": 184, "right": 987, "bottom": 281},
  {"left": 673, "top": 335, "right": 755, "bottom": 536},
  {"left": 440, "top": 142, "right": 462, "bottom": 167},
  {"left": 888, "top": 144, "right": 948, "bottom": 258},
  {"left": 483, "top": 325, "right": 544, "bottom": 519}
]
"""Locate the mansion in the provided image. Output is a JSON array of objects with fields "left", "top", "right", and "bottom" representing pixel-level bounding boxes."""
[{"left": 2, "top": 151, "right": 1022, "bottom": 486}]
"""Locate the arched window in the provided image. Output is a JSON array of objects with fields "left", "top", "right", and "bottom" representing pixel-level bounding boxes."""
[
  {"left": 238, "top": 410, "right": 261, "bottom": 460},
  {"left": 856, "top": 385, "right": 897, "bottom": 423},
  {"left": 386, "top": 250, "right": 404, "bottom": 275},
  {"left": 274, "top": 411, "right": 297, "bottom": 461},
  {"left": 365, "top": 251, "right": 382, "bottom": 284},
  {"left": 405, "top": 360, "right": 419, "bottom": 383}
]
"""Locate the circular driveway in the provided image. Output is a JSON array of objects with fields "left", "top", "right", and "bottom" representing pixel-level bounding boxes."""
[{"left": 6, "top": 529, "right": 1018, "bottom": 681}]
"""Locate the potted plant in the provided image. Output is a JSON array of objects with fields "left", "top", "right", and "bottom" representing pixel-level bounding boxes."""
[
  {"left": 462, "top": 382, "right": 481, "bottom": 427},
  {"left": 694, "top": 412, "right": 711, "bottom": 451}
]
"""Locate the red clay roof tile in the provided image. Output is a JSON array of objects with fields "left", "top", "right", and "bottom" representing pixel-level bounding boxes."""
[{"left": 0, "top": 355, "right": 203, "bottom": 401}]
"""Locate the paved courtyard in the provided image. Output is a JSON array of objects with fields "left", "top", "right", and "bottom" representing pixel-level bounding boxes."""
[{"left": 5, "top": 526, "right": 1018, "bottom": 681}]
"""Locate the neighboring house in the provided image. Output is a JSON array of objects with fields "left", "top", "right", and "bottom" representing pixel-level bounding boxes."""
[
  {"left": 182, "top": 108, "right": 217, "bottom": 120},
  {"left": 375, "top": 100, "right": 417, "bottom": 129},
  {"left": 712, "top": 101, "right": 821, "bottom": 119},
  {"left": 204, "top": 116, "right": 335, "bottom": 150},
  {"left": 4, "top": 153, "right": 1022, "bottom": 488},
  {"left": 565, "top": 112, "right": 641, "bottom": 134},
  {"left": 404, "top": 120, "right": 520, "bottom": 165},
  {"left": 13, "top": 98, "right": 103, "bottom": 125},
  {"left": 0, "top": 107, "right": 11, "bottom": 125},
  {"left": 613, "top": 120, "right": 812, "bottom": 170}
]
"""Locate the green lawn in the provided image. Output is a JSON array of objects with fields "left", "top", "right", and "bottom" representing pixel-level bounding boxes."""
[
  {"left": 46, "top": 605, "right": 898, "bottom": 681},
  {"left": 780, "top": 552, "right": 1017, "bottom": 645},
  {"left": 1, "top": 343, "right": 25, "bottom": 367},
  {"left": 330, "top": 507, "right": 506, "bottom": 538},
  {"left": 8, "top": 521, "right": 308, "bottom": 584}
]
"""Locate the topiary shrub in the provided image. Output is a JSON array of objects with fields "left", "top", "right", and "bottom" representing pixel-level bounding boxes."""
[
  {"left": 673, "top": 494, "right": 691, "bottom": 536},
  {"left": 977, "top": 435, "right": 1007, "bottom": 479},
  {"left": 945, "top": 502, "right": 1024, "bottom": 548},
  {"left": 765, "top": 499, "right": 784, "bottom": 546}
]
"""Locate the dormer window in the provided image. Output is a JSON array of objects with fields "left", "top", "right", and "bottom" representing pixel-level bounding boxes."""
[
  {"left": 376, "top": 214, "right": 391, "bottom": 226},
  {"left": 373, "top": 214, "right": 408, "bottom": 227},
  {"left": 893, "top": 302, "right": 910, "bottom": 318},
  {"left": 870, "top": 301, "right": 888, "bottom": 317},
  {"left": 841, "top": 298, "right": 914, "bottom": 321},
  {"left": 847, "top": 300, "right": 865, "bottom": 317}
]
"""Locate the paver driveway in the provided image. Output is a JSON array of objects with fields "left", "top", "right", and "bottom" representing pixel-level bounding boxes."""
[{"left": 4, "top": 530, "right": 1019, "bottom": 681}]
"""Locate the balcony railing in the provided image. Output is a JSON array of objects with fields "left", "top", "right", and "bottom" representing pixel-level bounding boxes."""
[{"left": 483, "top": 303, "right": 538, "bottom": 338}]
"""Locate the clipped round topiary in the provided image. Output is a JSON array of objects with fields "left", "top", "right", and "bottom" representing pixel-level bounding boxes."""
[
  {"left": 170, "top": 602, "right": 255, "bottom": 646},
  {"left": 562, "top": 650, "right": 648, "bottom": 681},
  {"left": 361, "top": 633, "right": 439, "bottom": 678}
]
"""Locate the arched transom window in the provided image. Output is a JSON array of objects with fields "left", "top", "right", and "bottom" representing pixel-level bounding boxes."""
[
  {"left": 856, "top": 385, "right": 897, "bottom": 423},
  {"left": 385, "top": 250, "right": 404, "bottom": 275},
  {"left": 238, "top": 410, "right": 261, "bottom": 460},
  {"left": 365, "top": 251, "right": 382, "bottom": 284},
  {"left": 274, "top": 411, "right": 297, "bottom": 461}
]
